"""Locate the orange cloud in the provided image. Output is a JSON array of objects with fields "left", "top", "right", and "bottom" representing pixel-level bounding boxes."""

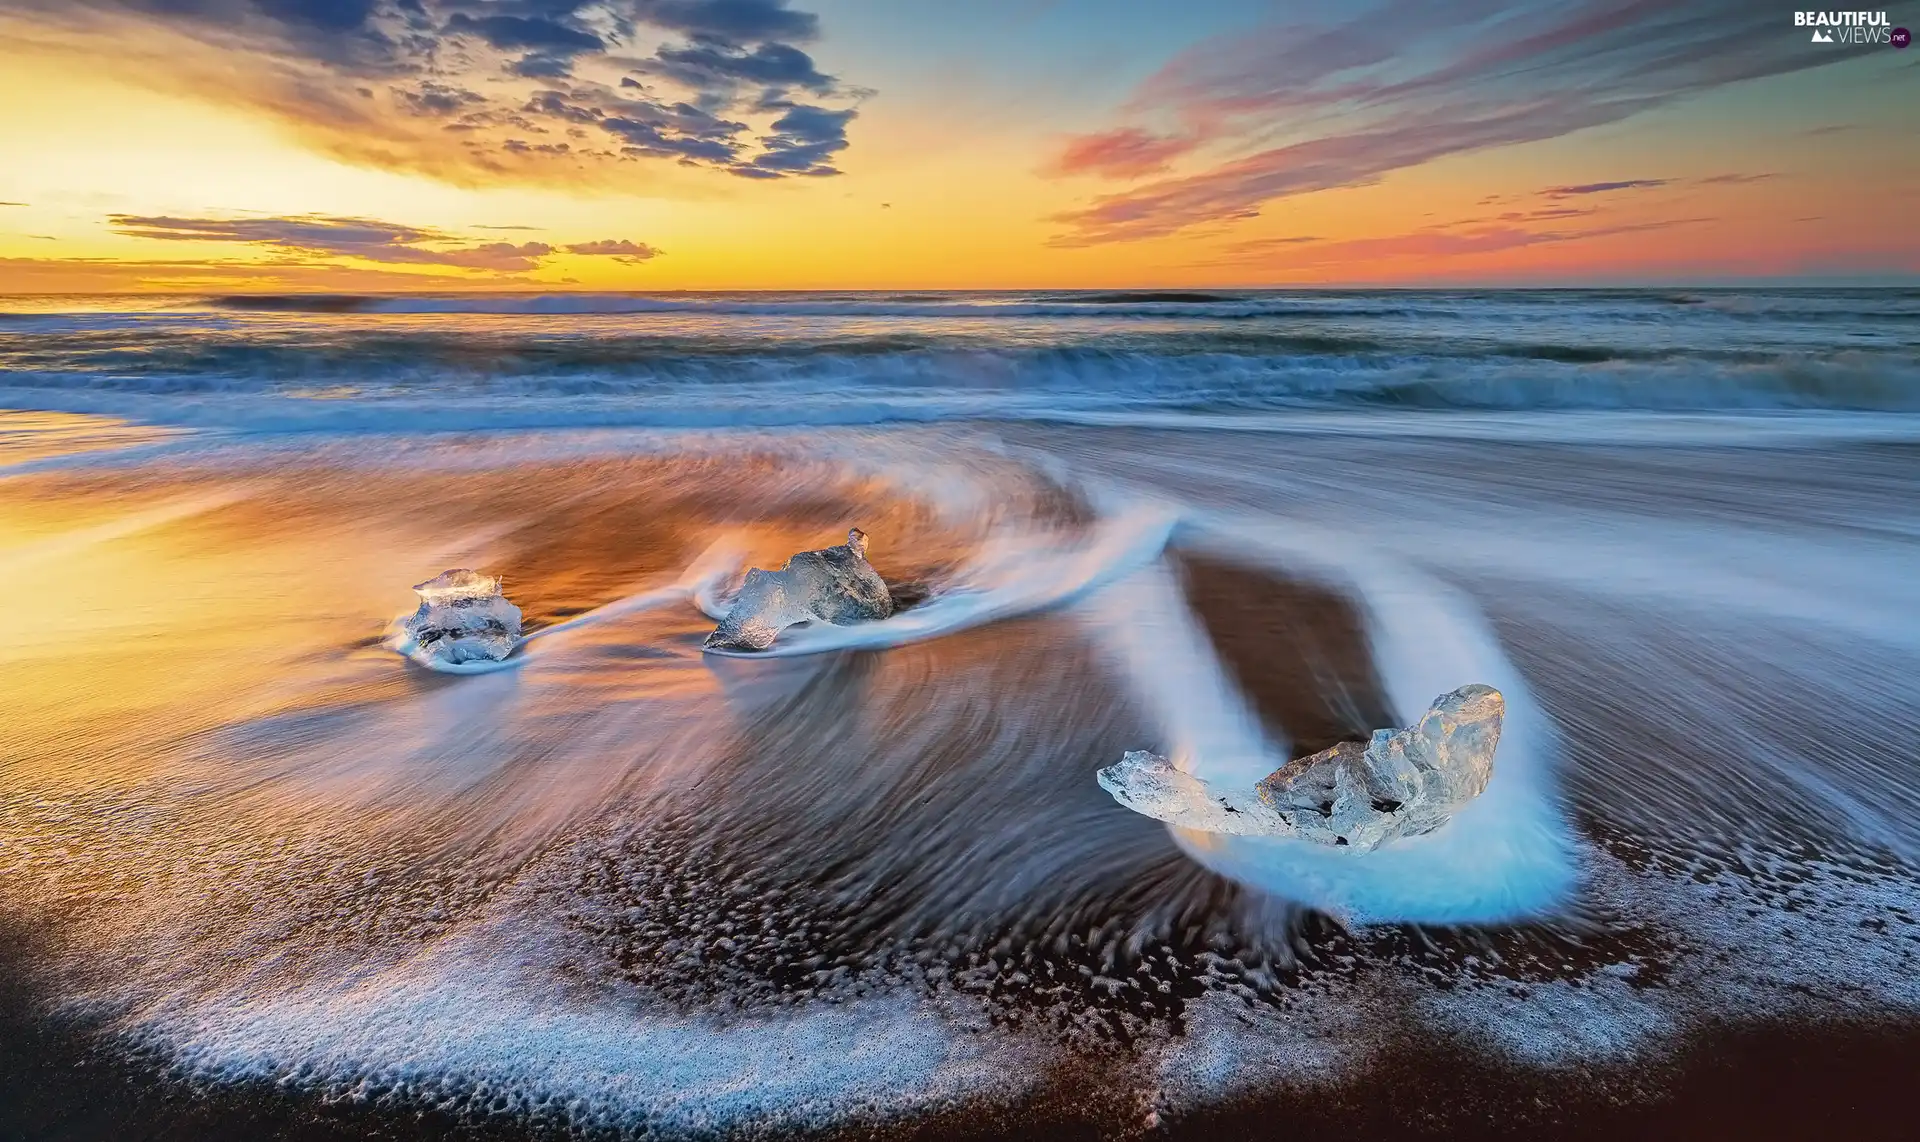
[
  {"left": 1045, "top": 128, "right": 1194, "bottom": 179},
  {"left": 100, "top": 212, "right": 661, "bottom": 274},
  {"left": 1203, "top": 218, "right": 1711, "bottom": 272}
]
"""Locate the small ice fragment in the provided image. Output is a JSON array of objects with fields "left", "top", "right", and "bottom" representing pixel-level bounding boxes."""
[
  {"left": 400, "top": 569, "right": 523, "bottom": 665},
  {"left": 704, "top": 528, "right": 893, "bottom": 651},
  {"left": 1097, "top": 685, "right": 1503, "bottom": 851}
]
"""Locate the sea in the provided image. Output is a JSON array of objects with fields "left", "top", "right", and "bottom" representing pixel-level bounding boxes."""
[{"left": 1, "top": 288, "right": 1917, "bottom": 1140}]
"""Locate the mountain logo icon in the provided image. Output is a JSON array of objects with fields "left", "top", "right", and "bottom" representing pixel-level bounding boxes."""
[{"left": 1811, "top": 29, "right": 1834, "bottom": 42}]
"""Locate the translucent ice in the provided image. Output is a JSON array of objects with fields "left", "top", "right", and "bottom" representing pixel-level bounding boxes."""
[
  {"left": 1258, "top": 684, "right": 1503, "bottom": 848},
  {"left": 1096, "top": 685, "right": 1503, "bottom": 851},
  {"left": 1095, "top": 750, "right": 1291, "bottom": 836},
  {"left": 399, "top": 569, "right": 523, "bottom": 666},
  {"left": 703, "top": 528, "right": 894, "bottom": 652}
]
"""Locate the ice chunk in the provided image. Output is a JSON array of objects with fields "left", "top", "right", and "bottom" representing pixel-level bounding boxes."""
[
  {"left": 1094, "top": 751, "right": 1291, "bottom": 836},
  {"left": 1096, "top": 685, "right": 1503, "bottom": 851},
  {"left": 399, "top": 569, "right": 523, "bottom": 665},
  {"left": 703, "top": 528, "right": 894, "bottom": 652},
  {"left": 1257, "top": 683, "right": 1503, "bottom": 848}
]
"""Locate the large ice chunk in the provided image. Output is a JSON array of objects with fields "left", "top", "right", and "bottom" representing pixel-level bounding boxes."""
[
  {"left": 704, "top": 528, "right": 894, "bottom": 651},
  {"left": 399, "top": 569, "right": 523, "bottom": 666},
  {"left": 1096, "top": 685, "right": 1503, "bottom": 851},
  {"left": 1257, "top": 683, "right": 1503, "bottom": 848}
]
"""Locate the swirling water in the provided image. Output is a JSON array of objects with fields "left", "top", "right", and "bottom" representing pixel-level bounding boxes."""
[{"left": 1, "top": 289, "right": 1917, "bottom": 1138}]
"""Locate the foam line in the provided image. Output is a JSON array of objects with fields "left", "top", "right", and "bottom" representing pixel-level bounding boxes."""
[
  {"left": 698, "top": 508, "right": 1177, "bottom": 658},
  {"left": 128, "top": 925, "right": 1025, "bottom": 1137}
]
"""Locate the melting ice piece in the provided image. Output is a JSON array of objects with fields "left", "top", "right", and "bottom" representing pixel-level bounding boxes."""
[
  {"left": 1095, "top": 750, "right": 1291, "bottom": 836},
  {"left": 1097, "top": 684, "right": 1503, "bottom": 852},
  {"left": 703, "top": 528, "right": 894, "bottom": 652},
  {"left": 399, "top": 569, "right": 523, "bottom": 665},
  {"left": 1256, "top": 683, "right": 1503, "bottom": 849}
]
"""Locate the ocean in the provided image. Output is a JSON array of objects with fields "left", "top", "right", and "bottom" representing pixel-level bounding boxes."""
[
  {"left": 2, "top": 288, "right": 1918, "bottom": 431},
  {"left": 1, "top": 288, "right": 1917, "bottom": 1139}
]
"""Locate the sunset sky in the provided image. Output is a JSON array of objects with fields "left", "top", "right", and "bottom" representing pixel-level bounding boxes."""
[{"left": 0, "top": 0, "right": 1915, "bottom": 291}]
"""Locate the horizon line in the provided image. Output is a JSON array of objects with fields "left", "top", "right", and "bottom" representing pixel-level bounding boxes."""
[{"left": 4, "top": 278, "right": 1917, "bottom": 297}]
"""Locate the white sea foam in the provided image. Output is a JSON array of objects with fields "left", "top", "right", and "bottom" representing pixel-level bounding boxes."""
[
  {"left": 1043, "top": 408, "right": 1920, "bottom": 446},
  {"left": 127, "top": 923, "right": 1031, "bottom": 1137},
  {"left": 8, "top": 378, "right": 1917, "bottom": 449}
]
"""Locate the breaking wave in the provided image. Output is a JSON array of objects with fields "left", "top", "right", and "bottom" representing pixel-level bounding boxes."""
[
  {"left": 2, "top": 287, "right": 1913, "bottom": 435},
  {"left": 3, "top": 352, "right": 1916, "bottom": 438}
]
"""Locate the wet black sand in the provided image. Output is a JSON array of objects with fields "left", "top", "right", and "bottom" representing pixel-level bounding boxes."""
[
  {"left": 1174, "top": 551, "right": 1396, "bottom": 755},
  {"left": 5, "top": 922, "right": 1915, "bottom": 1142}
]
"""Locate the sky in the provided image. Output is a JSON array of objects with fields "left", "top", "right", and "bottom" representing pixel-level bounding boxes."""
[{"left": 0, "top": 0, "right": 1915, "bottom": 290}]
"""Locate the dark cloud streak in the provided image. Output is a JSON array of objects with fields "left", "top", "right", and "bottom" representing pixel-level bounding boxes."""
[
  {"left": 445, "top": 12, "right": 603, "bottom": 54},
  {"left": 633, "top": 0, "right": 817, "bottom": 44},
  {"left": 106, "top": 212, "right": 659, "bottom": 273},
  {"left": 1543, "top": 178, "right": 1670, "bottom": 196},
  {"left": 565, "top": 238, "right": 661, "bottom": 263},
  {"left": 733, "top": 102, "right": 852, "bottom": 176},
  {"left": 0, "top": 1, "right": 862, "bottom": 184}
]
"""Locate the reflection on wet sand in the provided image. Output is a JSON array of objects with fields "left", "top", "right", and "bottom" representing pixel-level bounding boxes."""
[
  {"left": 1175, "top": 552, "right": 1395, "bottom": 756},
  {"left": 0, "top": 410, "right": 179, "bottom": 468}
]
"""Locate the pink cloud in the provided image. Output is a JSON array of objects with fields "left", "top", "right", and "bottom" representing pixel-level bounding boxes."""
[
  {"left": 1045, "top": 128, "right": 1195, "bottom": 179},
  {"left": 1203, "top": 217, "right": 1708, "bottom": 268},
  {"left": 1049, "top": 0, "right": 1845, "bottom": 246}
]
